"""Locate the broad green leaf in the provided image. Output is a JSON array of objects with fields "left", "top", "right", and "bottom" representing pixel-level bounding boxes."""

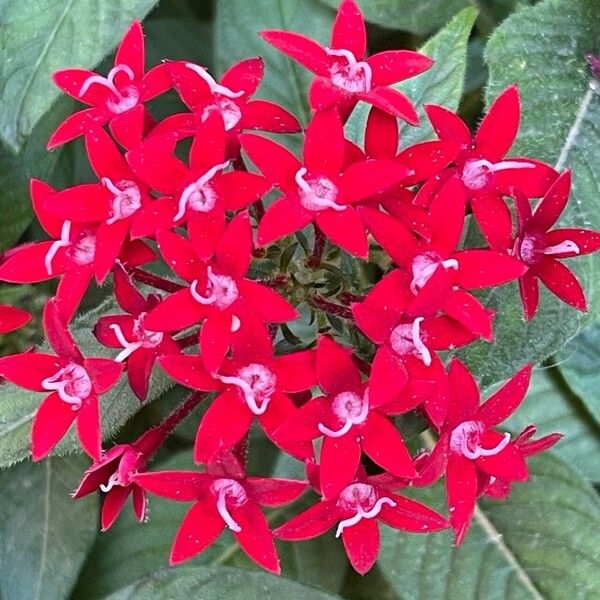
[
  {"left": 461, "top": 0, "right": 600, "bottom": 389},
  {"left": 377, "top": 454, "right": 600, "bottom": 599},
  {"left": 104, "top": 566, "right": 340, "bottom": 600},
  {"left": 0, "top": 298, "right": 175, "bottom": 468},
  {"left": 0, "top": 455, "right": 98, "bottom": 600},
  {"left": 503, "top": 369, "right": 600, "bottom": 482},
  {"left": 214, "top": 0, "right": 335, "bottom": 124},
  {"left": 556, "top": 322, "right": 600, "bottom": 426},
  {"left": 346, "top": 7, "right": 477, "bottom": 149},
  {"left": 319, "top": 0, "right": 470, "bottom": 35},
  {"left": 0, "top": 0, "right": 160, "bottom": 152}
]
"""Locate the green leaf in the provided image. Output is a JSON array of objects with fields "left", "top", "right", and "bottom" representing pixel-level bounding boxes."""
[
  {"left": 214, "top": 0, "right": 335, "bottom": 125},
  {"left": 461, "top": 0, "right": 600, "bottom": 389},
  {"left": 0, "top": 455, "right": 98, "bottom": 600},
  {"left": 346, "top": 7, "right": 477, "bottom": 149},
  {"left": 556, "top": 321, "right": 600, "bottom": 427},
  {"left": 318, "top": 0, "right": 470, "bottom": 35},
  {"left": 104, "top": 566, "right": 340, "bottom": 600},
  {"left": 0, "top": 298, "right": 175, "bottom": 468},
  {"left": 503, "top": 369, "right": 600, "bottom": 482},
  {"left": 0, "top": 0, "right": 160, "bottom": 152},
  {"left": 376, "top": 454, "right": 600, "bottom": 599}
]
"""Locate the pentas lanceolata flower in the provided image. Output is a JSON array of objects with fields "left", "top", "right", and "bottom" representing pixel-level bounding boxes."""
[{"left": 0, "top": 0, "right": 595, "bottom": 576}]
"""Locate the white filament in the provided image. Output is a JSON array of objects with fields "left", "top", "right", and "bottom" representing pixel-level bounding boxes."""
[
  {"left": 109, "top": 323, "right": 143, "bottom": 362},
  {"left": 185, "top": 63, "right": 244, "bottom": 99},
  {"left": 79, "top": 65, "right": 135, "bottom": 99},
  {"left": 44, "top": 220, "right": 72, "bottom": 275},
  {"left": 335, "top": 497, "right": 396, "bottom": 537}
]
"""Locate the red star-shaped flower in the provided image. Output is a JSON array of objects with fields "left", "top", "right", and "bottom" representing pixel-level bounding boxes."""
[
  {"left": 0, "top": 299, "right": 123, "bottom": 460},
  {"left": 134, "top": 451, "right": 307, "bottom": 572},
  {"left": 142, "top": 211, "right": 298, "bottom": 373},
  {"left": 49, "top": 21, "right": 171, "bottom": 149},
  {"left": 93, "top": 263, "right": 181, "bottom": 401},
  {"left": 241, "top": 107, "right": 410, "bottom": 257},
  {"left": 511, "top": 170, "right": 600, "bottom": 319},
  {"left": 422, "top": 85, "right": 558, "bottom": 249},
  {"left": 261, "top": 0, "right": 432, "bottom": 122},
  {"left": 0, "top": 304, "right": 31, "bottom": 334},
  {"left": 276, "top": 336, "right": 417, "bottom": 499}
]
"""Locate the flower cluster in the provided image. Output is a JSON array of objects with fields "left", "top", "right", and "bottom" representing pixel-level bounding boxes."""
[{"left": 0, "top": 0, "right": 596, "bottom": 576}]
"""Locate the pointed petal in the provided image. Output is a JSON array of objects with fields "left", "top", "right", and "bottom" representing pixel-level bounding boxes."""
[
  {"left": 543, "top": 227, "right": 600, "bottom": 258},
  {"left": 316, "top": 206, "right": 368, "bottom": 258},
  {"left": 55, "top": 269, "right": 93, "bottom": 322},
  {"left": 425, "top": 104, "right": 471, "bottom": 145},
  {"left": 331, "top": 0, "right": 366, "bottom": 58},
  {"left": 113, "top": 262, "right": 147, "bottom": 314},
  {"left": 30, "top": 179, "right": 62, "bottom": 238},
  {"left": 109, "top": 104, "right": 148, "bottom": 149},
  {"left": 214, "top": 211, "right": 252, "bottom": 278},
  {"left": 368, "top": 346, "right": 407, "bottom": 407},
  {"left": 156, "top": 229, "right": 200, "bottom": 282},
  {"left": 359, "top": 87, "right": 418, "bottom": 125},
  {"left": 189, "top": 112, "right": 227, "bottom": 173},
  {"left": 140, "top": 62, "right": 172, "bottom": 100},
  {"left": 239, "top": 99, "right": 301, "bottom": 133},
  {"left": 245, "top": 477, "right": 308, "bottom": 507},
  {"left": 446, "top": 358, "right": 480, "bottom": 427},
  {"left": 342, "top": 516, "right": 380, "bottom": 575},
  {"left": 43, "top": 299, "right": 82, "bottom": 362},
  {"left": 470, "top": 193, "right": 514, "bottom": 252},
  {"left": 200, "top": 312, "right": 233, "bottom": 374},
  {"left": 476, "top": 435, "right": 528, "bottom": 481},
  {"left": 274, "top": 396, "right": 330, "bottom": 442},
  {"left": 368, "top": 50, "right": 433, "bottom": 86},
  {"left": 127, "top": 348, "right": 155, "bottom": 402},
  {"left": 536, "top": 257, "right": 587, "bottom": 311},
  {"left": 77, "top": 393, "right": 102, "bottom": 460},
  {"left": 272, "top": 350, "right": 317, "bottom": 392},
  {"left": 94, "top": 220, "right": 129, "bottom": 284},
  {"left": 316, "top": 336, "right": 361, "bottom": 395},
  {"left": 442, "top": 289, "right": 494, "bottom": 341},
  {"left": 446, "top": 454, "right": 477, "bottom": 545},
  {"left": 134, "top": 471, "right": 213, "bottom": 500},
  {"left": 308, "top": 77, "right": 351, "bottom": 112},
  {"left": 304, "top": 108, "right": 345, "bottom": 177},
  {"left": 0, "top": 353, "right": 62, "bottom": 390},
  {"left": 47, "top": 108, "right": 104, "bottom": 149},
  {"left": 519, "top": 270, "right": 540, "bottom": 320},
  {"left": 218, "top": 171, "right": 270, "bottom": 211},
  {"left": 115, "top": 20, "right": 144, "bottom": 79},
  {"left": 31, "top": 392, "right": 77, "bottom": 461},
  {"left": 340, "top": 159, "right": 409, "bottom": 204},
  {"left": 143, "top": 289, "right": 207, "bottom": 332},
  {"left": 101, "top": 486, "right": 131, "bottom": 531},
  {"left": 221, "top": 57, "right": 264, "bottom": 98},
  {"left": 274, "top": 500, "right": 339, "bottom": 540},
  {"left": 132, "top": 485, "right": 147, "bottom": 521},
  {"left": 260, "top": 30, "right": 330, "bottom": 75},
  {"left": 398, "top": 140, "right": 461, "bottom": 187},
  {"left": 129, "top": 197, "right": 178, "bottom": 239},
  {"left": 0, "top": 305, "right": 31, "bottom": 334},
  {"left": 238, "top": 280, "right": 298, "bottom": 322},
  {"left": 379, "top": 493, "right": 448, "bottom": 532},
  {"left": 320, "top": 433, "right": 361, "bottom": 499},
  {"left": 530, "top": 170, "right": 571, "bottom": 231},
  {"left": 256, "top": 195, "right": 314, "bottom": 246},
  {"left": 158, "top": 354, "right": 219, "bottom": 391},
  {"left": 187, "top": 211, "right": 226, "bottom": 263},
  {"left": 0, "top": 242, "right": 60, "bottom": 283},
  {"left": 84, "top": 358, "right": 123, "bottom": 394},
  {"left": 494, "top": 158, "right": 558, "bottom": 199},
  {"left": 454, "top": 250, "right": 526, "bottom": 289},
  {"left": 85, "top": 122, "right": 130, "bottom": 180},
  {"left": 364, "top": 107, "right": 398, "bottom": 159},
  {"left": 428, "top": 175, "right": 467, "bottom": 254}
]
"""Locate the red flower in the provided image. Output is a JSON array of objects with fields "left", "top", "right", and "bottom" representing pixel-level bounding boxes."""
[
  {"left": 0, "top": 304, "right": 31, "bottom": 334},
  {"left": 0, "top": 180, "right": 155, "bottom": 322},
  {"left": 134, "top": 451, "right": 307, "bottom": 572},
  {"left": 240, "top": 108, "right": 410, "bottom": 257},
  {"left": 276, "top": 336, "right": 417, "bottom": 499},
  {"left": 274, "top": 467, "right": 447, "bottom": 574},
  {"left": 430, "top": 359, "right": 533, "bottom": 544},
  {"left": 0, "top": 299, "right": 123, "bottom": 460},
  {"left": 151, "top": 58, "right": 300, "bottom": 156},
  {"left": 142, "top": 212, "right": 298, "bottom": 373},
  {"left": 423, "top": 85, "right": 558, "bottom": 249},
  {"left": 42, "top": 128, "right": 156, "bottom": 283},
  {"left": 512, "top": 171, "right": 600, "bottom": 319},
  {"left": 94, "top": 264, "right": 181, "bottom": 401},
  {"left": 127, "top": 114, "right": 269, "bottom": 242},
  {"left": 159, "top": 332, "right": 317, "bottom": 462},
  {"left": 49, "top": 21, "right": 171, "bottom": 149},
  {"left": 261, "top": 0, "right": 432, "bottom": 122},
  {"left": 73, "top": 391, "right": 206, "bottom": 530}
]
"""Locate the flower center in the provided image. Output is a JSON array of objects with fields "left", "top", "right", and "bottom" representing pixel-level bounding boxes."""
[
  {"left": 67, "top": 231, "right": 97, "bottom": 266},
  {"left": 41, "top": 363, "right": 92, "bottom": 410},
  {"left": 175, "top": 162, "right": 229, "bottom": 221},
  {"left": 325, "top": 48, "right": 372, "bottom": 94},
  {"left": 335, "top": 483, "right": 396, "bottom": 537},
  {"left": 211, "top": 478, "right": 248, "bottom": 532},
  {"left": 217, "top": 363, "right": 277, "bottom": 415},
  {"left": 318, "top": 390, "right": 369, "bottom": 438},
  {"left": 202, "top": 97, "right": 243, "bottom": 131},
  {"left": 390, "top": 317, "right": 431, "bottom": 366},
  {"left": 102, "top": 178, "right": 142, "bottom": 224},
  {"left": 410, "top": 252, "right": 459, "bottom": 294},
  {"left": 109, "top": 313, "right": 163, "bottom": 363},
  {"left": 79, "top": 65, "right": 139, "bottom": 114},
  {"left": 190, "top": 266, "right": 239, "bottom": 310},
  {"left": 515, "top": 234, "right": 580, "bottom": 266},
  {"left": 295, "top": 168, "right": 344, "bottom": 212},
  {"left": 99, "top": 448, "right": 142, "bottom": 492},
  {"left": 461, "top": 158, "right": 534, "bottom": 191},
  {"left": 450, "top": 420, "right": 511, "bottom": 460}
]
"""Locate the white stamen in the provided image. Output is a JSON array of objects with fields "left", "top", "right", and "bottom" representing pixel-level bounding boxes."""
[
  {"left": 390, "top": 317, "right": 431, "bottom": 366},
  {"left": 450, "top": 420, "right": 512, "bottom": 460},
  {"left": 102, "top": 177, "right": 142, "bottom": 225},
  {"left": 231, "top": 315, "right": 241, "bottom": 332},
  {"left": 295, "top": 168, "right": 345, "bottom": 212},
  {"left": 185, "top": 63, "right": 244, "bottom": 99},
  {"left": 211, "top": 479, "right": 247, "bottom": 532},
  {"left": 79, "top": 65, "right": 136, "bottom": 100},
  {"left": 189, "top": 267, "right": 238, "bottom": 309},
  {"left": 44, "top": 220, "right": 72, "bottom": 275},
  {"left": 543, "top": 240, "right": 580, "bottom": 256},
  {"left": 335, "top": 497, "right": 396, "bottom": 537},
  {"left": 216, "top": 493, "right": 241, "bottom": 531},
  {"left": 99, "top": 472, "right": 121, "bottom": 493},
  {"left": 410, "top": 255, "right": 459, "bottom": 295},
  {"left": 175, "top": 161, "right": 230, "bottom": 221},
  {"left": 109, "top": 323, "right": 143, "bottom": 362},
  {"left": 411, "top": 317, "right": 431, "bottom": 366},
  {"left": 41, "top": 363, "right": 92, "bottom": 410},
  {"left": 325, "top": 47, "right": 372, "bottom": 93},
  {"left": 318, "top": 391, "right": 369, "bottom": 438}
]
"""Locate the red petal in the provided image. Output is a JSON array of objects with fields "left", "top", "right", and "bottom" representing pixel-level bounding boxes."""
[
  {"left": 316, "top": 206, "right": 368, "bottom": 258},
  {"left": 239, "top": 99, "right": 301, "bottom": 133},
  {"left": 245, "top": 477, "right": 308, "bottom": 507},
  {"left": 109, "top": 104, "right": 147, "bottom": 149},
  {"left": 238, "top": 280, "right": 298, "bottom": 322},
  {"left": 425, "top": 104, "right": 471, "bottom": 145},
  {"left": 368, "top": 50, "right": 433, "bottom": 86},
  {"left": 0, "top": 242, "right": 61, "bottom": 283},
  {"left": 118, "top": 239, "right": 154, "bottom": 267},
  {"left": 214, "top": 211, "right": 252, "bottom": 278},
  {"left": 309, "top": 77, "right": 350, "bottom": 112},
  {"left": 398, "top": 140, "right": 461, "bottom": 186},
  {"left": 0, "top": 353, "right": 62, "bottom": 391},
  {"left": 166, "top": 61, "right": 212, "bottom": 111},
  {"left": 129, "top": 197, "right": 178, "bottom": 239},
  {"left": 342, "top": 516, "right": 380, "bottom": 575},
  {"left": 470, "top": 193, "right": 514, "bottom": 251},
  {"left": 140, "top": 63, "right": 172, "bottom": 101},
  {"left": 340, "top": 159, "right": 409, "bottom": 204},
  {"left": 156, "top": 229, "right": 200, "bottom": 282},
  {"left": 30, "top": 179, "right": 62, "bottom": 238},
  {"left": 256, "top": 195, "right": 313, "bottom": 246},
  {"left": 170, "top": 498, "right": 225, "bottom": 565},
  {"left": 422, "top": 315, "right": 476, "bottom": 351},
  {"left": 77, "top": 393, "right": 102, "bottom": 460},
  {"left": 53, "top": 68, "right": 109, "bottom": 104},
  {"left": 42, "top": 299, "right": 82, "bottom": 362},
  {"left": 362, "top": 412, "right": 416, "bottom": 478},
  {"left": 143, "top": 289, "right": 207, "bottom": 332},
  {"left": 55, "top": 269, "right": 93, "bottom": 322},
  {"left": 260, "top": 30, "right": 330, "bottom": 75},
  {"left": 529, "top": 170, "right": 571, "bottom": 231},
  {"left": 0, "top": 305, "right": 31, "bottom": 334},
  {"left": 316, "top": 336, "right": 361, "bottom": 395},
  {"left": 189, "top": 113, "right": 227, "bottom": 173},
  {"left": 47, "top": 108, "right": 105, "bottom": 149},
  {"left": 428, "top": 175, "right": 467, "bottom": 254},
  {"left": 115, "top": 20, "right": 144, "bottom": 79},
  {"left": 477, "top": 364, "right": 532, "bottom": 427},
  {"left": 476, "top": 436, "right": 528, "bottom": 481},
  {"left": 85, "top": 127, "right": 130, "bottom": 180},
  {"left": 379, "top": 493, "right": 448, "bottom": 532},
  {"left": 304, "top": 108, "right": 345, "bottom": 178},
  {"left": 331, "top": 0, "right": 366, "bottom": 59},
  {"left": 187, "top": 211, "right": 226, "bottom": 262},
  {"left": 272, "top": 350, "right": 317, "bottom": 392},
  {"left": 274, "top": 499, "right": 339, "bottom": 540},
  {"left": 127, "top": 348, "right": 155, "bottom": 402},
  {"left": 85, "top": 358, "right": 123, "bottom": 394},
  {"left": 454, "top": 250, "right": 526, "bottom": 289},
  {"left": 113, "top": 262, "right": 147, "bottom": 314},
  {"left": 446, "top": 454, "right": 477, "bottom": 545},
  {"left": 536, "top": 257, "right": 587, "bottom": 311},
  {"left": 359, "top": 87, "right": 418, "bottom": 125},
  {"left": 232, "top": 501, "right": 280, "bottom": 574},
  {"left": 364, "top": 107, "right": 398, "bottom": 159},
  {"left": 132, "top": 485, "right": 147, "bottom": 521},
  {"left": 134, "top": 470, "right": 213, "bottom": 500},
  {"left": 519, "top": 270, "right": 540, "bottom": 320},
  {"left": 218, "top": 171, "right": 270, "bottom": 211},
  {"left": 101, "top": 486, "right": 131, "bottom": 531},
  {"left": 494, "top": 158, "right": 558, "bottom": 199},
  {"left": 221, "top": 57, "right": 264, "bottom": 97},
  {"left": 274, "top": 396, "right": 330, "bottom": 442},
  {"left": 43, "top": 184, "right": 110, "bottom": 223},
  {"left": 368, "top": 346, "right": 407, "bottom": 407},
  {"left": 31, "top": 392, "right": 76, "bottom": 460},
  {"left": 194, "top": 391, "right": 253, "bottom": 463},
  {"left": 442, "top": 289, "right": 494, "bottom": 341},
  {"left": 406, "top": 264, "right": 452, "bottom": 317},
  {"left": 543, "top": 227, "right": 600, "bottom": 257},
  {"left": 446, "top": 358, "right": 480, "bottom": 427},
  {"left": 475, "top": 84, "right": 520, "bottom": 161},
  {"left": 200, "top": 312, "right": 233, "bottom": 374},
  {"left": 94, "top": 220, "right": 129, "bottom": 284},
  {"left": 158, "top": 355, "right": 219, "bottom": 391},
  {"left": 320, "top": 433, "right": 361, "bottom": 499}
]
